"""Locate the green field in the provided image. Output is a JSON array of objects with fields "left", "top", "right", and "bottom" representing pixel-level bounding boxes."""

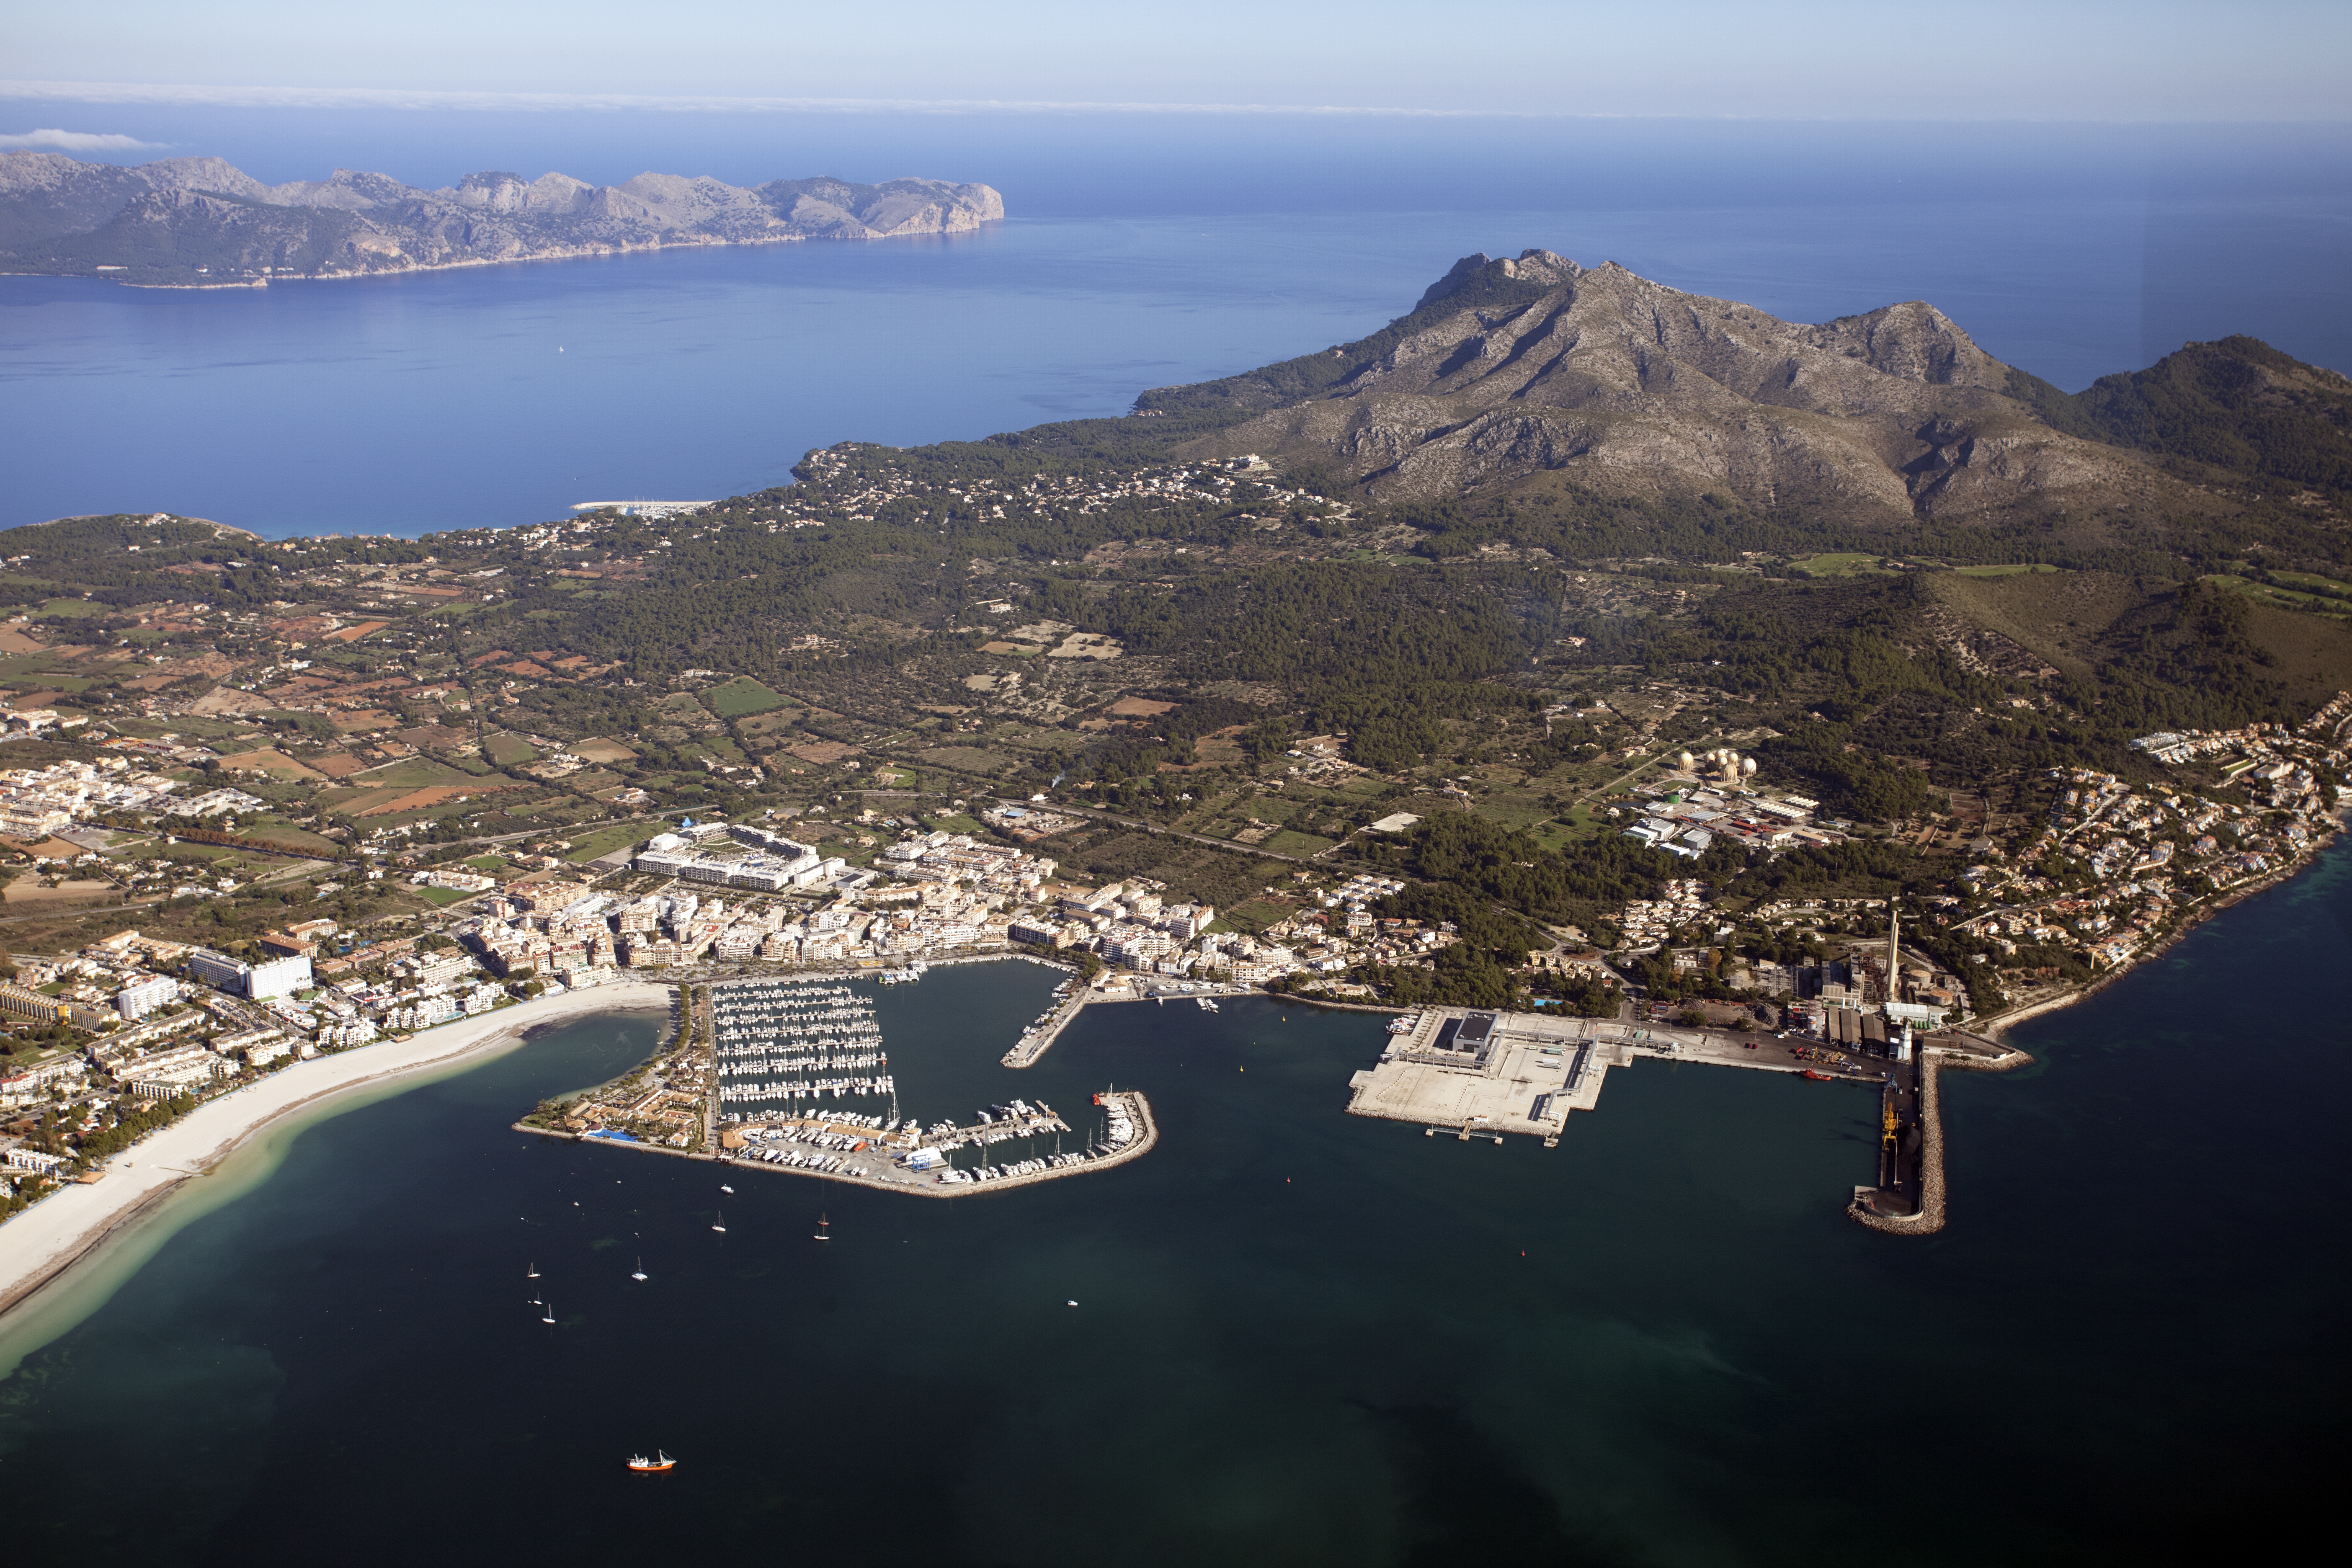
[
  {"left": 1787, "top": 553, "right": 1888, "bottom": 578},
  {"left": 348, "top": 757, "right": 477, "bottom": 787},
  {"left": 482, "top": 733, "right": 539, "bottom": 766},
  {"left": 563, "top": 821, "right": 665, "bottom": 863},
  {"left": 1261, "top": 829, "right": 1337, "bottom": 858},
  {"left": 2267, "top": 569, "right": 2352, "bottom": 594},
  {"left": 1953, "top": 563, "right": 2063, "bottom": 578},
  {"left": 237, "top": 822, "right": 343, "bottom": 855},
  {"left": 416, "top": 886, "right": 476, "bottom": 906},
  {"left": 36, "top": 597, "right": 107, "bottom": 618},
  {"left": 704, "top": 676, "right": 790, "bottom": 717},
  {"left": 2206, "top": 574, "right": 2352, "bottom": 616}
]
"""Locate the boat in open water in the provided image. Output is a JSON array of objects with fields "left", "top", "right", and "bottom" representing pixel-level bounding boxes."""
[{"left": 627, "top": 1451, "right": 676, "bottom": 1473}]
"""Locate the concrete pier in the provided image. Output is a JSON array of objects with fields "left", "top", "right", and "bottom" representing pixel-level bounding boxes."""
[{"left": 1346, "top": 1008, "right": 1637, "bottom": 1141}]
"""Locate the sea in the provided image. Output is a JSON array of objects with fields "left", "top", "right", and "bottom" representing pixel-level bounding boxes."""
[
  {"left": 1, "top": 111, "right": 2348, "bottom": 535},
  {"left": 0, "top": 111, "right": 2348, "bottom": 1562},
  {"left": 0, "top": 847, "right": 2348, "bottom": 1565}
]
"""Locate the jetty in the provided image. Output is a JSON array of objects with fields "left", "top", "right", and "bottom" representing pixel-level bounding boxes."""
[{"left": 1002, "top": 975, "right": 1092, "bottom": 1067}]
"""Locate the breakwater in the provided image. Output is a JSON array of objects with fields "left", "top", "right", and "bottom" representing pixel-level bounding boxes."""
[{"left": 1847, "top": 1039, "right": 2035, "bottom": 1237}]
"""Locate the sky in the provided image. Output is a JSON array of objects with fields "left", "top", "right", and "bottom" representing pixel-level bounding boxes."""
[{"left": 5, "top": 0, "right": 2349, "bottom": 124}]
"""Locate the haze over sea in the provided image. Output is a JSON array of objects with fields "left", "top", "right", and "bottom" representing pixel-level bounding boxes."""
[{"left": 3, "top": 111, "right": 2348, "bottom": 535}]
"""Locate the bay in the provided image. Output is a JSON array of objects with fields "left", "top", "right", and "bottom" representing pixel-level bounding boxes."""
[
  {"left": 3, "top": 114, "right": 2347, "bottom": 537},
  {"left": 0, "top": 843, "right": 2345, "bottom": 1563}
]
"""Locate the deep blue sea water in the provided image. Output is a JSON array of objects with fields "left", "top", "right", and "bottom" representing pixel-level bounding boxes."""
[
  {"left": 0, "top": 844, "right": 2346, "bottom": 1565},
  {"left": 2, "top": 112, "right": 2346, "bottom": 536}
]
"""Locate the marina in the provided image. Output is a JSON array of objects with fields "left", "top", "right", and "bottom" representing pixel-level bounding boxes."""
[
  {"left": 718, "top": 1090, "right": 1156, "bottom": 1196},
  {"left": 712, "top": 979, "right": 896, "bottom": 1117},
  {"left": 522, "top": 967, "right": 1165, "bottom": 1197}
]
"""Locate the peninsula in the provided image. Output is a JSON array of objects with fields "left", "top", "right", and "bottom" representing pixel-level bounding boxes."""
[
  {"left": 0, "top": 152, "right": 1004, "bottom": 286},
  {"left": 0, "top": 247, "right": 2345, "bottom": 1255}
]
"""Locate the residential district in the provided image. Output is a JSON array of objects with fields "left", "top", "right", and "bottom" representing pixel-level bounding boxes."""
[{"left": 2, "top": 689, "right": 2347, "bottom": 1218}]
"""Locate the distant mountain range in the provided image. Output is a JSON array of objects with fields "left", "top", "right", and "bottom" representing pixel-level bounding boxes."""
[
  {"left": 0, "top": 153, "right": 1005, "bottom": 286},
  {"left": 1124, "top": 248, "right": 2352, "bottom": 526}
]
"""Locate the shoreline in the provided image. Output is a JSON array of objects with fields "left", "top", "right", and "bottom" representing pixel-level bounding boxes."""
[
  {"left": 0, "top": 983, "right": 672, "bottom": 1326},
  {"left": 1971, "top": 842, "right": 2331, "bottom": 1043},
  {"left": 3, "top": 221, "right": 1004, "bottom": 293}
]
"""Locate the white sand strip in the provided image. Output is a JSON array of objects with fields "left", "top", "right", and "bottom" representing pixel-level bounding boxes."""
[{"left": 0, "top": 982, "right": 673, "bottom": 1321}]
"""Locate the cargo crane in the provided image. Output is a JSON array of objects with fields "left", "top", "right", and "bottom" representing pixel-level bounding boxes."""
[{"left": 1879, "top": 1082, "right": 1901, "bottom": 1188}]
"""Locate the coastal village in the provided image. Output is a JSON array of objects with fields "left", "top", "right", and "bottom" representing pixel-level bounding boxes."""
[
  {"left": 0, "top": 473, "right": 2349, "bottom": 1226},
  {"left": 1, "top": 677, "right": 2345, "bottom": 1213}
]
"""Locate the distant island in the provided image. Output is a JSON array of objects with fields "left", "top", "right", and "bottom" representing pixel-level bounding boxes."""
[{"left": 0, "top": 152, "right": 1005, "bottom": 286}]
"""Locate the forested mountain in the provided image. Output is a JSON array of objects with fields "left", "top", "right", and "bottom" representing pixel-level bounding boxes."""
[
  {"left": 4, "top": 252, "right": 2349, "bottom": 1014},
  {"left": 2004, "top": 336, "right": 2352, "bottom": 498}
]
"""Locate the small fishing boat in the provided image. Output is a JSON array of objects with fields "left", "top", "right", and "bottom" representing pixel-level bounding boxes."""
[
  {"left": 711, "top": 1210, "right": 727, "bottom": 1233},
  {"left": 812, "top": 1212, "right": 830, "bottom": 1242},
  {"left": 626, "top": 1451, "right": 677, "bottom": 1473},
  {"left": 720, "top": 1184, "right": 734, "bottom": 1194}
]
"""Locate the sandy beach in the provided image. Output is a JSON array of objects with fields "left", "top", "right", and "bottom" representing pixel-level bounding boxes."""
[{"left": 0, "top": 982, "right": 673, "bottom": 1323}]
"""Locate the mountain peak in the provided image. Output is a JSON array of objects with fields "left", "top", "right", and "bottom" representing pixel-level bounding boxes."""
[{"left": 1415, "top": 248, "right": 1583, "bottom": 312}]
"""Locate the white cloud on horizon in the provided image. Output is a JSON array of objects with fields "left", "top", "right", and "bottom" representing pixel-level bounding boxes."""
[
  {"left": 0, "top": 126, "right": 169, "bottom": 152},
  {"left": 8, "top": 3, "right": 2352, "bottom": 123},
  {"left": 0, "top": 80, "right": 1524, "bottom": 119}
]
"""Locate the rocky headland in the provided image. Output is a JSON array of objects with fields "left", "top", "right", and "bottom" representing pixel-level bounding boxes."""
[{"left": 0, "top": 152, "right": 1004, "bottom": 286}]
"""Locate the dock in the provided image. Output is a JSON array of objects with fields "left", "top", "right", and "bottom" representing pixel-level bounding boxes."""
[
  {"left": 1347, "top": 1008, "right": 1630, "bottom": 1143},
  {"left": 520, "top": 1089, "right": 1157, "bottom": 1199},
  {"left": 1002, "top": 979, "right": 1093, "bottom": 1068},
  {"left": 715, "top": 1090, "right": 1156, "bottom": 1198},
  {"left": 1346, "top": 1006, "right": 1874, "bottom": 1144}
]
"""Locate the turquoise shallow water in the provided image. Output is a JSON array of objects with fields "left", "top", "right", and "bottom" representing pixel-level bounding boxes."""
[{"left": 0, "top": 854, "right": 2347, "bottom": 1566}]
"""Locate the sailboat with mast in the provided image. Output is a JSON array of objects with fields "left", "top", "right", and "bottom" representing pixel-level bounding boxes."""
[
  {"left": 630, "top": 1257, "right": 648, "bottom": 1282},
  {"left": 711, "top": 1210, "right": 727, "bottom": 1234},
  {"left": 813, "top": 1212, "right": 830, "bottom": 1242}
]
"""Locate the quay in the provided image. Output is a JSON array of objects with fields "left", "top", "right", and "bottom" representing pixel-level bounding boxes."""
[
  {"left": 1349, "top": 1003, "right": 2030, "bottom": 1238},
  {"left": 1003, "top": 974, "right": 1247, "bottom": 1068},
  {"left": 1001, "top": 973, "right": 1093, "bottom": 1067},
  {"left": 715, "top": 1089, "right": 1156, "bottom": 1198},
  {"left": 511, "top": 1090, "right": 1157, "bottom": 1199},
  {"left": 1347, "top": 1008, "right": 1643, "bottom": 1145}
]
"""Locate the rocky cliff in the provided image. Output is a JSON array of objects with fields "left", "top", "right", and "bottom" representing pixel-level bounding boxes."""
[
  {"left": 0, "top": 153, "right": 1004, "bottom": 286},
  {"left": 1139, "top": 249, "right": 2216, "bottom": 526}
]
